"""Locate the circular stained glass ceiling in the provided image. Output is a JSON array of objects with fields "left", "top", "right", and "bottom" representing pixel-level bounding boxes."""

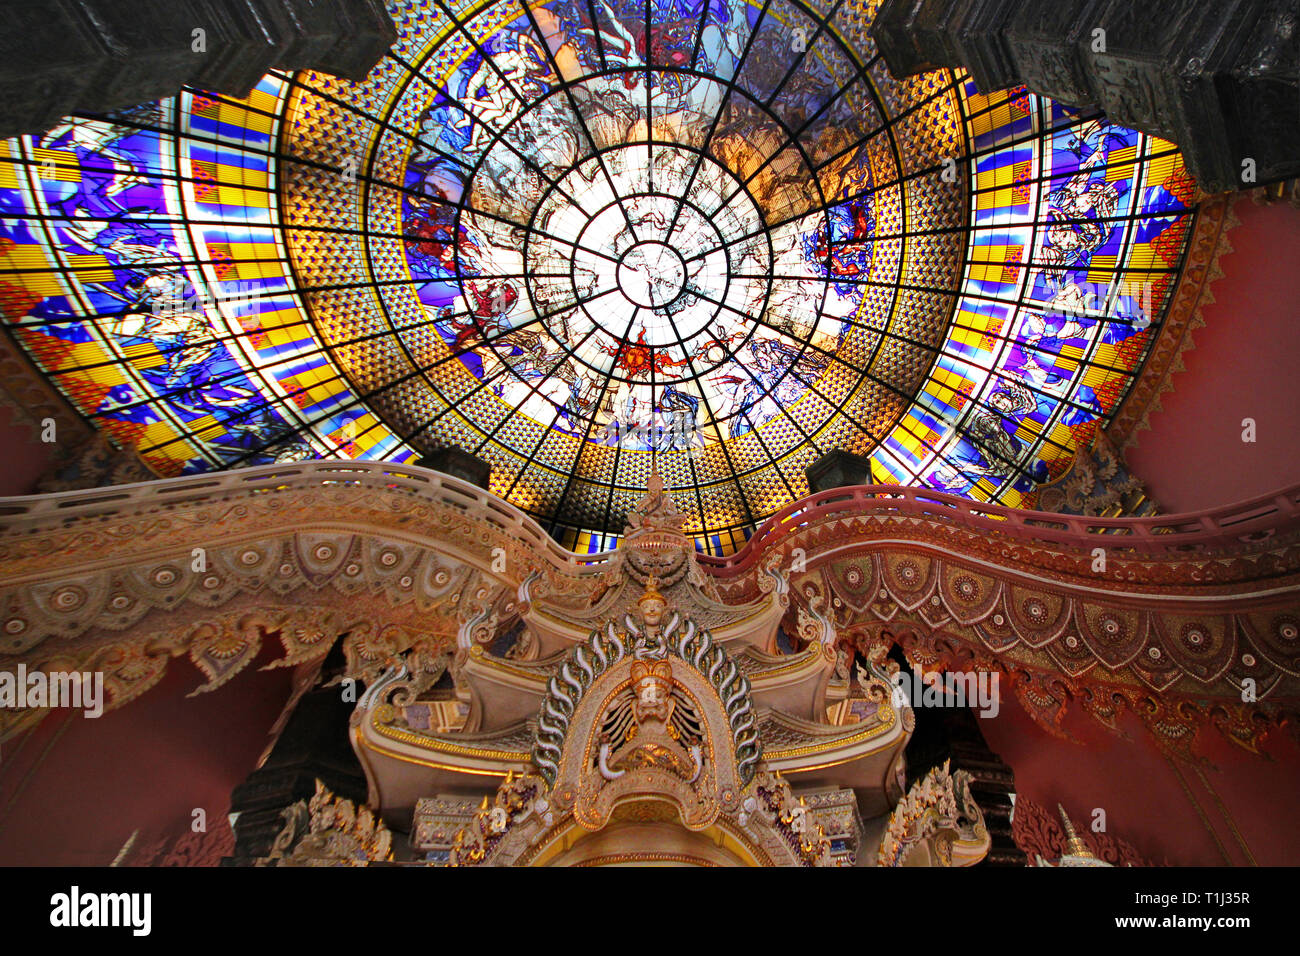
[{"left": 0, "top": 0, "right": 1195, "bottom": 553}]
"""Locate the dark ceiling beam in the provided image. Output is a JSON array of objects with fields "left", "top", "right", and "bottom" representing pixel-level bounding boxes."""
[
  {"left": 870, "top": 0, "right": 1300, "bottom": 194},
  {"left": 0, "top": 0, "right": 397, "bottom": 139}
]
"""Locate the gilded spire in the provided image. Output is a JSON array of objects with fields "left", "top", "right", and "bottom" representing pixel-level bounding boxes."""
[{"left": 1058, "top": 804, "right": 1096, "bottom": 859}]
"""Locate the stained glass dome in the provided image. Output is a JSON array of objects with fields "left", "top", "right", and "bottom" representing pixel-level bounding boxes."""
[{"left": 0, "top": 0, "right": 1194, "bottom": 553}]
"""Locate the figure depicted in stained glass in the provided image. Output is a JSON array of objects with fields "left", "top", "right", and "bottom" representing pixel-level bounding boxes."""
[
  {"left": 1015, "top": 282, "right": 1092, "bottom": 396},
  {"left": 404, "top": 191, "right": 479, "bottom": 278},
  {"left": 1039, "top": 121, "right": 1129, "bottom": 282},
  {"left": 934, "top": 379, "right": 1042, "bottom": 492},
  {"left": 39, "top": 107, "right": 160, "bottom": 218},
  {"left": 812, "top": 198, "right": 875, "bottom": 281},
  {"left": 85, "top": 269, "right": 296, "bottom": 465},
  {"left": 453, "top": 33, "right": 555, "bottom": 154}
]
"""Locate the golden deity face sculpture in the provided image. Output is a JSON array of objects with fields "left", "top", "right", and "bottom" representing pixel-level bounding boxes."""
[
  {"left": 641, "top": 597, "right": 666, "bottom": 627},
  {"left": 630, "top": 660, "right": 674, "bottom": 724},
  {"left": 637, "top": 575, "right": 667, "bottom": 628}
]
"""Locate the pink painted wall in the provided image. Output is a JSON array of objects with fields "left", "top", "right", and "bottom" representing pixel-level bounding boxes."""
[
  {"left": 981, "top": 697, "right": 1300, "bottom": 866},
  {"left": 1127, "top": 198, "right": 1300, "bottom": 513},
  {"left": 1078, "top": 197, "right": 1300, "bottom": 864},
  {"left": 0, "top": 406, "right": 56, "bottom": 497},
  {"left": 0, "top": 645, "right": 293, "bottom": 866}
]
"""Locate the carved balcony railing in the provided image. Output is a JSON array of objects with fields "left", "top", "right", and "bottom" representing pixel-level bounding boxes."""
[
  {"left": 3, "top": 462, "right": 1298, "bottom": 758},
  {"left": 0, "top": 459, "right": 616, "bottom": 578},
  {"left": 698, "top": 483, "right": 1300, "bottom": 576},
  {"left": 5, "top": 461, "right": 1298, "bottom": 574}
]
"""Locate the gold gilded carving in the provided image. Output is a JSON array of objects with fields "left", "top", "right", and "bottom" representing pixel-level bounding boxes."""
[
  {"left": 877, "top": 760, "right": 989, "bottom": 867},
  {"left": 540, "top": 578, "right": 753, "bottom": 833},
  {"left": 261, "top": 780, "right": 394, "bottom": 867}
]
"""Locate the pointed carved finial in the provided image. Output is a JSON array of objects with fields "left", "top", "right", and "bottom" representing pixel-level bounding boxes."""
[{"left": 1058, "top": 803, "right": 1095, "bottom": 859}]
